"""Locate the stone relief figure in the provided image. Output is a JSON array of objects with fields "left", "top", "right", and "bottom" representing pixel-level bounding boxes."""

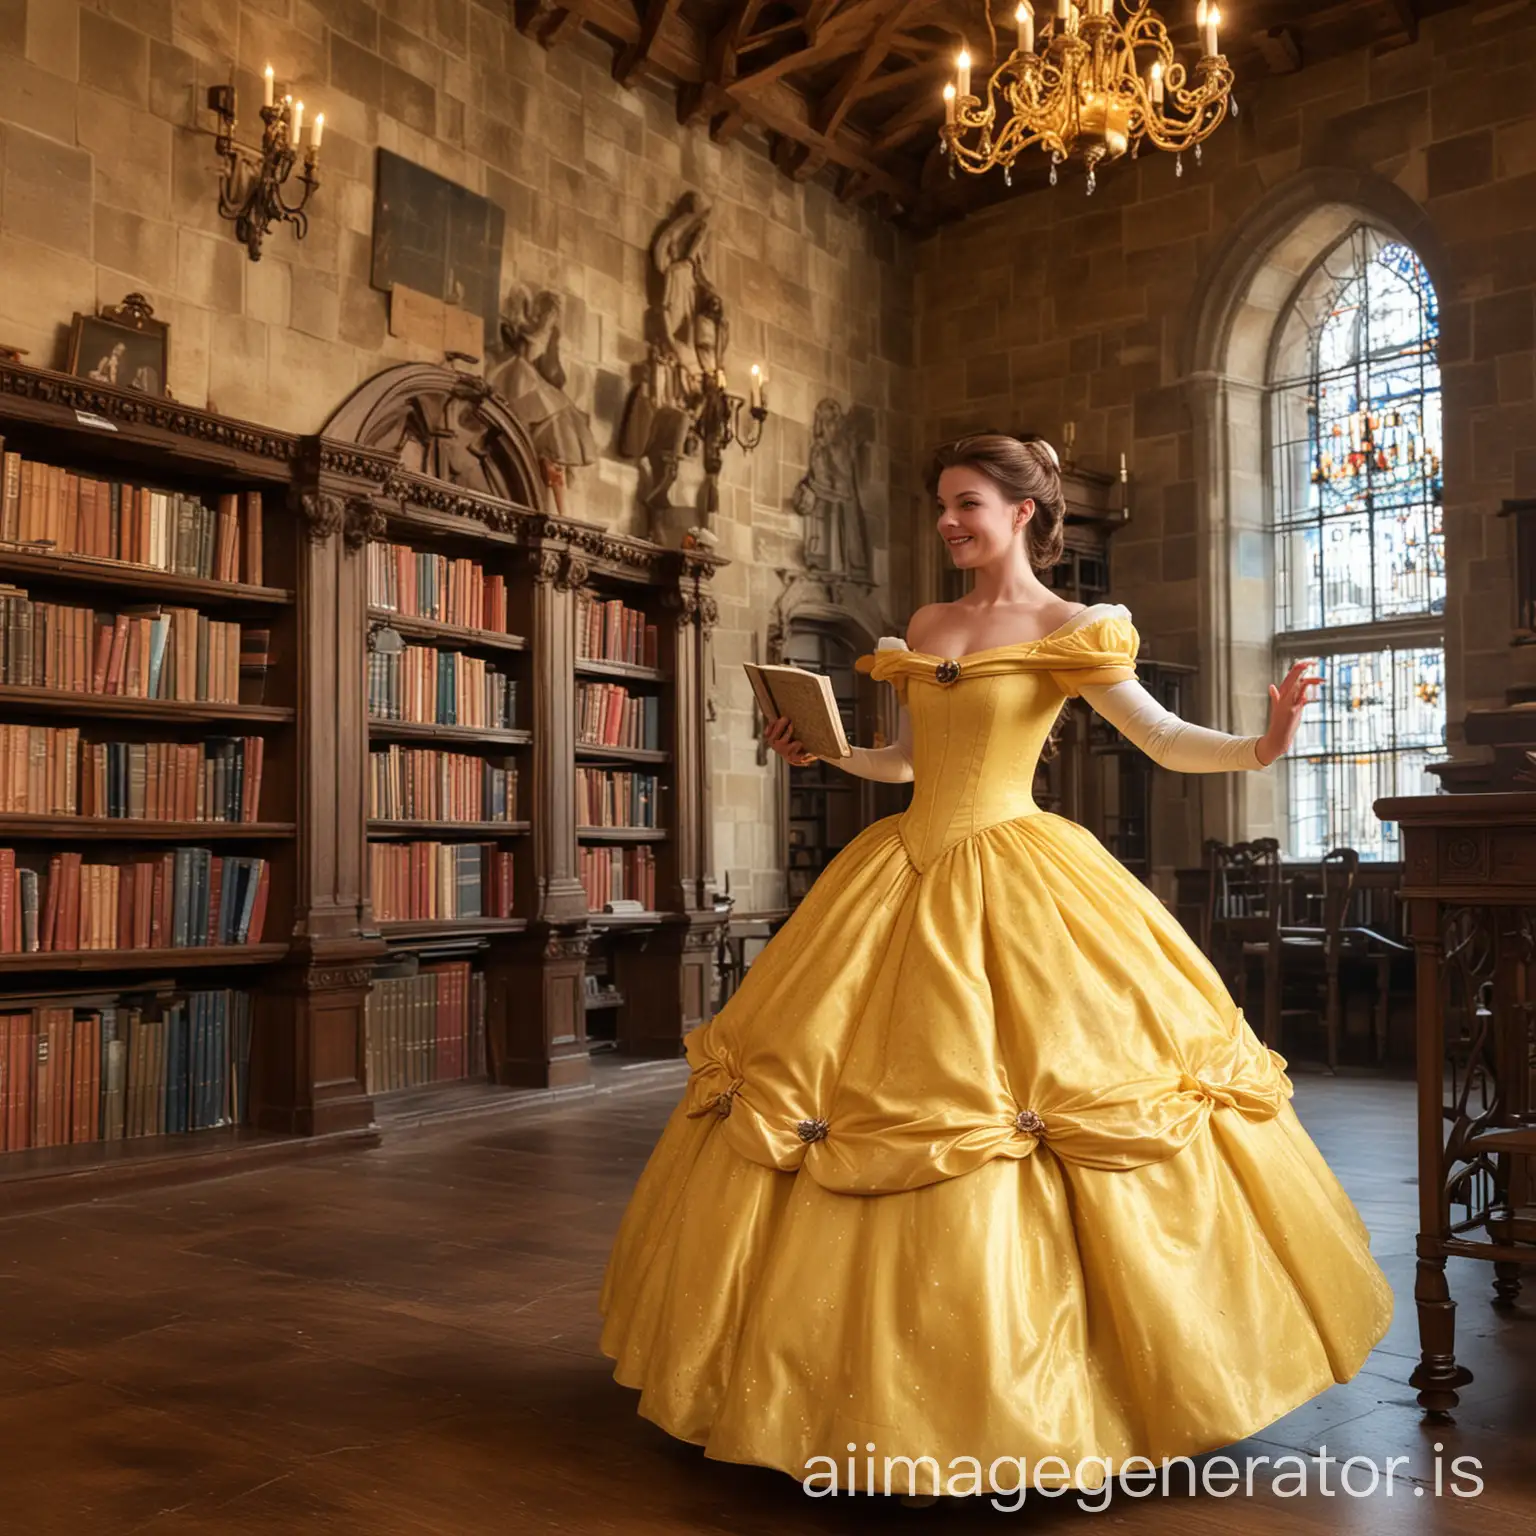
[
  {"left": 494, "top": 286, "right": 597, "bottom": 485},
  {"left": 618, "top": 193, "right": 729, "bottom": 543},
  {"left": 792, "top": 398, "right": 871, "bottom": 580},
  {"left": 653, "top": 191, "right": 720, "bottom": 378}
]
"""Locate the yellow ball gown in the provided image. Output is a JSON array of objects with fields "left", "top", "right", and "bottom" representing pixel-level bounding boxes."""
[{"left": 598, "top": 610, "right": 1393, "bottom": 1495}]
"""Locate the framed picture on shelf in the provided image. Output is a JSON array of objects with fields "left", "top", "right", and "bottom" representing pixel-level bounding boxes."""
[{"left": 67, "top": 293, "right": 170, "bottom": 397}]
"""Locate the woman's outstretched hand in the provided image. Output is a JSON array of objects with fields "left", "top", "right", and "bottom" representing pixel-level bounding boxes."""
[
  {"left": 1257, "top": 660, "right": 1322, "bottom": 766},
  {"left": 766, "top": 715, "right": 818, "bottom": 767}
]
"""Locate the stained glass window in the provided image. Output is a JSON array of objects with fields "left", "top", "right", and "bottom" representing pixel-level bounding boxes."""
[{"left": 1268, "top": 228, "right": 1445, "bottom": 860}]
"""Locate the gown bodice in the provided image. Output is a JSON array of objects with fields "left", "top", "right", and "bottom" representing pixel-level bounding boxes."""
[{"left": 854, "top": 607, "right": 1138, "bottom": 871}]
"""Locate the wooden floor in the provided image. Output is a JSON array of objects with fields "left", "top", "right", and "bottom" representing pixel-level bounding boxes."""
[{"left": 1, "top": 1068, "right": 1532, "bottom": 1534}]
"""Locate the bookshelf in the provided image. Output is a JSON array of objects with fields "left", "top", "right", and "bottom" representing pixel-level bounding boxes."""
[
  {"left": 0, "top": 353, "right": 728, "bottom": 1190},
  {"left": 318, "top": 361, "right": 727, "bottom": 1101},
  {"left": 0, "top": 358, "right": 355, "bottom": 1185}
]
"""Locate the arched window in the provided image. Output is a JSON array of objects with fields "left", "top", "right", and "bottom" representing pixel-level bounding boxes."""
[{"left": 1268, "top": 227, "right": 1445, "bottom": 860}]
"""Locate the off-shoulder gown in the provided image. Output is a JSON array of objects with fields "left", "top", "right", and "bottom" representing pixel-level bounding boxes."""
[{"left": 597, "top": 607, "right": 1393, "bottom": 1495}]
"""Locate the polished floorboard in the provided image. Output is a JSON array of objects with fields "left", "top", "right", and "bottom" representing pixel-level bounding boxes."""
[{"left": 0, "top": 1069, "right": 1531, "bottom": 1534}]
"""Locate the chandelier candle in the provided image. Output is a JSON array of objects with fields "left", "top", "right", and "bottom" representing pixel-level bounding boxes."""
[
  {"left": 939, "top": 0, "right": 1235, "bottom": 194},
  {"left": 1017, "top": 3, "right": 1034, "bottom": 54}
]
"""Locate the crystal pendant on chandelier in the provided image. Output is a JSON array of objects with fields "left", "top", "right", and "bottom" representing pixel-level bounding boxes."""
[
  {"left": 937, "top": 0, "right": 1235, "bottom": 192},
  {"left": 1176, "top": 153, "right": 1184, "bottom": 177}
]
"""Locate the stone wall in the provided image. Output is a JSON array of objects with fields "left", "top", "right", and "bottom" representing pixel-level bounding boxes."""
[
  {"left": 0, "top": 0, "right": 919, "bottom": 911},
  {"left": 915, "top": 0, "right": 1536, "bottom": 868}
]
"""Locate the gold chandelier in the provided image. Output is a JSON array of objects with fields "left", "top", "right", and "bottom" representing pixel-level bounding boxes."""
[{"left": 940, "top": 1, "right": 1236, "bottom": 195}]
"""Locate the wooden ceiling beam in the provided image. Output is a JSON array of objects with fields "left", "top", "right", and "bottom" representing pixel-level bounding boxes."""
[
  {"left": 613, "top": 0, "right": 686, "bottom": 84},
  {"left": 870, "top": 80, "right": 947, "bottom": 152},
  {"left": 816, "top": 0, "right": 924, "bottom": 138},
  {"left": 849, "top": 54, "right": 952, "bottom": 105},
  {"left": 542, "top": 0, "right": 924, "bottom": 207}
]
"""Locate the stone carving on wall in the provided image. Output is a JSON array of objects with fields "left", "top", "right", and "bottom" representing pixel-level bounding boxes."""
[
  {"left": 791, "top": 397, "right": 872, "bottom": 582},
  {"left": 321, "top": 362, "right": 546, "bottom": 511},
  {"left": 619, "top": 193, "right": 728, "bottom": 543},
  {"left": 494, "top": 287, "right": 597, "bottom": 490}
]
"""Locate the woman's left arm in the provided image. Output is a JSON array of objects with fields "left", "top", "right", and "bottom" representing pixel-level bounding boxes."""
[{"left": 1078, "top": 661, "right": 1320, "bottom": 773}]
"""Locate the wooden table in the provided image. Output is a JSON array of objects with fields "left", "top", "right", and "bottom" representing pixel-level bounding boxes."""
[{"left": 1374, "top": 789, "right": 1536, "bottom": 1415}]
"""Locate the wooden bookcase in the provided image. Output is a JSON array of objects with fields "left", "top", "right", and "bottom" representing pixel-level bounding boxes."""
[
  {"left": 0, "top": 357, "right": 727, "bottom": 1194},
  {"left": 322, "top": 362, "right": 727, "bottom": 1099},
  {"left": 0, "top": 360, "right": 379, "bottom": 1197}
]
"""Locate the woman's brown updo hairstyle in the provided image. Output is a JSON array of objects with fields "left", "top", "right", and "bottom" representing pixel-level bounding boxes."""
[{"left": 925, "top": 433, "right": 1066, "bottom": 571}]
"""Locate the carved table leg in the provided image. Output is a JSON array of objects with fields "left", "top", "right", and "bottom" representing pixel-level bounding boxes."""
[{"left": 1409, "top": 1250, "right": 1474, "bottom": 1417}]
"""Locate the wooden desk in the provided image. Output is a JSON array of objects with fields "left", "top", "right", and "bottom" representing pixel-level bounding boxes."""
[{"left": 1374, "top": 790, "right": 1536, "bottom": 1416}]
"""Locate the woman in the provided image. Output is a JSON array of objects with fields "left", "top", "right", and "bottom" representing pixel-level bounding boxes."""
[{"left": 599, "top": 434, "right": 1392, "bottom": 1502}]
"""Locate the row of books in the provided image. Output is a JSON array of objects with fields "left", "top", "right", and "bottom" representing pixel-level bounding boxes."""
[
  {"left": 367, "top": 542, "right": 511, "bottom": 633},
  {"left": 0, "top": 990, "right": 253, "bottom": 1151},
  {"left": 0, "top": 590, "right": 246, "bottom": 703},
  {"left": 576, "top": 767, "right": 661, "bottom": 829},
  {"left": 366, "top": 647, "right": 519, "bottom": 729},
  {"left": 0, "top": 447, "right": 264, "bottom": 585},
  {"left": 0, "top": 729, "right": 267, "bottom": 823},
  {"left": 0, "top": 848, "right": 271, "bottom": 954},
  {"left": 581, "top": 844, "right": 655, "bottom": 912},
  {"left": 364, "top": 959, "right": 485, "bottom": 1095},
  {"left": 370, "top": 842, "right": 515, "bottom": 922},
  {"left": 575, "top": 593, "right": 659, "bottom": 668},
  {"left": 79, "top": 736, "right": 266, "bottom": 824},
  {"left": 367, "top": 746, "right": 517, "bottom": 823},
  {"left": 576, "top": 682, "right": 661, "bottom": 751}
]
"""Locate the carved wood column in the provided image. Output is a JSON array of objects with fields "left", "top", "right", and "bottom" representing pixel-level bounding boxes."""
[
  {"left": 527, "top": 536, "right": 588, "bottom": 924},
  {"left": 487, "top": 532, "right": 593, "bottom": 1090},
  {"left": 255, "top": 439, "right": 391, "bottom": 1137}
]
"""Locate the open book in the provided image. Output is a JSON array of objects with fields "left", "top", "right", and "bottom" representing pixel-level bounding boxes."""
[{"left": 743, "top": 662, "right": 851, "bottom": 759}]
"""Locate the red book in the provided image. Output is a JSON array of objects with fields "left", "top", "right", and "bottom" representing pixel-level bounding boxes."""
[
  {"left": 246, "top": 860, "right": 271, "bottom": 945},
  {"left": 11, "top": 1016, "right": 32, "bottom": 1150},
  {"left": 0, "top": 1016, "right": 10, "bottom": 1152},
  {"left": 104, "top": 615, "right": 130, "bottom": 695},
  {"left": 0, "top": 849, "right": 14, "bottom": 954},
  {"left": 149, "top": 856, "right": 165, "bottom": 949},
  {"left": 242, "top": 491, "right": 263, "bottom": 586},
  {"left": 39, "top": 852, "right": 62, "bottom": 951},
  {"left": 31, "top": 1020, "right": 53, "bottom": 1149}
]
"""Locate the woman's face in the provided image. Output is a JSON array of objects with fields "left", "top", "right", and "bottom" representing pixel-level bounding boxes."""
[{"left": 935, "top": 464, "right": 1029, "bottom": 568}]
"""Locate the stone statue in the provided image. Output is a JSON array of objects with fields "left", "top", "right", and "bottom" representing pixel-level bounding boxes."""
[
  {"left": 495, "top": 287, "right": 597, "bottom": 479},
  {"left": 651, "top": 191, "right": 720, "bottom": 379},
  {"left": 792, "top": 398, "right": 870, "bottom": 580},
  {"left": 618, "top": 194, "right": 732, "bottom": 542}
]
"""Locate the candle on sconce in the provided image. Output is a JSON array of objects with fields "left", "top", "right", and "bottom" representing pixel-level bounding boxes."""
[
  {"left": 1150, "top": 59, "right": 1164, "bottom": 103},
  {"left": 943, "top": 82, "right": 957, "bottom": 124},
  {"left": 292, "top": 100, "right": 305, "bottom": 139},
  {"left": 1057, "top": 0, "right": 1069, "bottom": 19},
  {"left": 1204, "top": 3, "right": 1220, "bottom": 55},
  {"left": 263, "top": 64, "right": 275, "bottom": 108},
  {"left": 750, "top": 364, "right": 762, "bottom": 410},
  {"left": 1016, "top": 2, "right": 1034, "bottom": 53},
  {"left": 311, "top": 112, "right": 324, "bottom": 151},
  {"left": 1120, "top": 452, "right": 1128, "bottom": 482},
  {"left": 956, "top": 49, "right": 971, "bottom": 100},
  {"left": 1063, "top": 420, "right": 1077, "bottom": 451}
]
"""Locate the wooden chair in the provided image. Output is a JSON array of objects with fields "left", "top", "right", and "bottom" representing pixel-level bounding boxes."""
[
  {"left": 1271, "top": 848, "right": 1412, "bottom": 1069},
  {"left": 1202, "top": 837, "right": 1284, "bottom": 1044}
]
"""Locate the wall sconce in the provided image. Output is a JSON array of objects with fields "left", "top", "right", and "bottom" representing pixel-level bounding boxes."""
[
  {"left": 207, "top": 64, "right": 324, "bottom": 262},
  {"left": 686, "top": 363, "right": 769, "bottom": 517}
]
